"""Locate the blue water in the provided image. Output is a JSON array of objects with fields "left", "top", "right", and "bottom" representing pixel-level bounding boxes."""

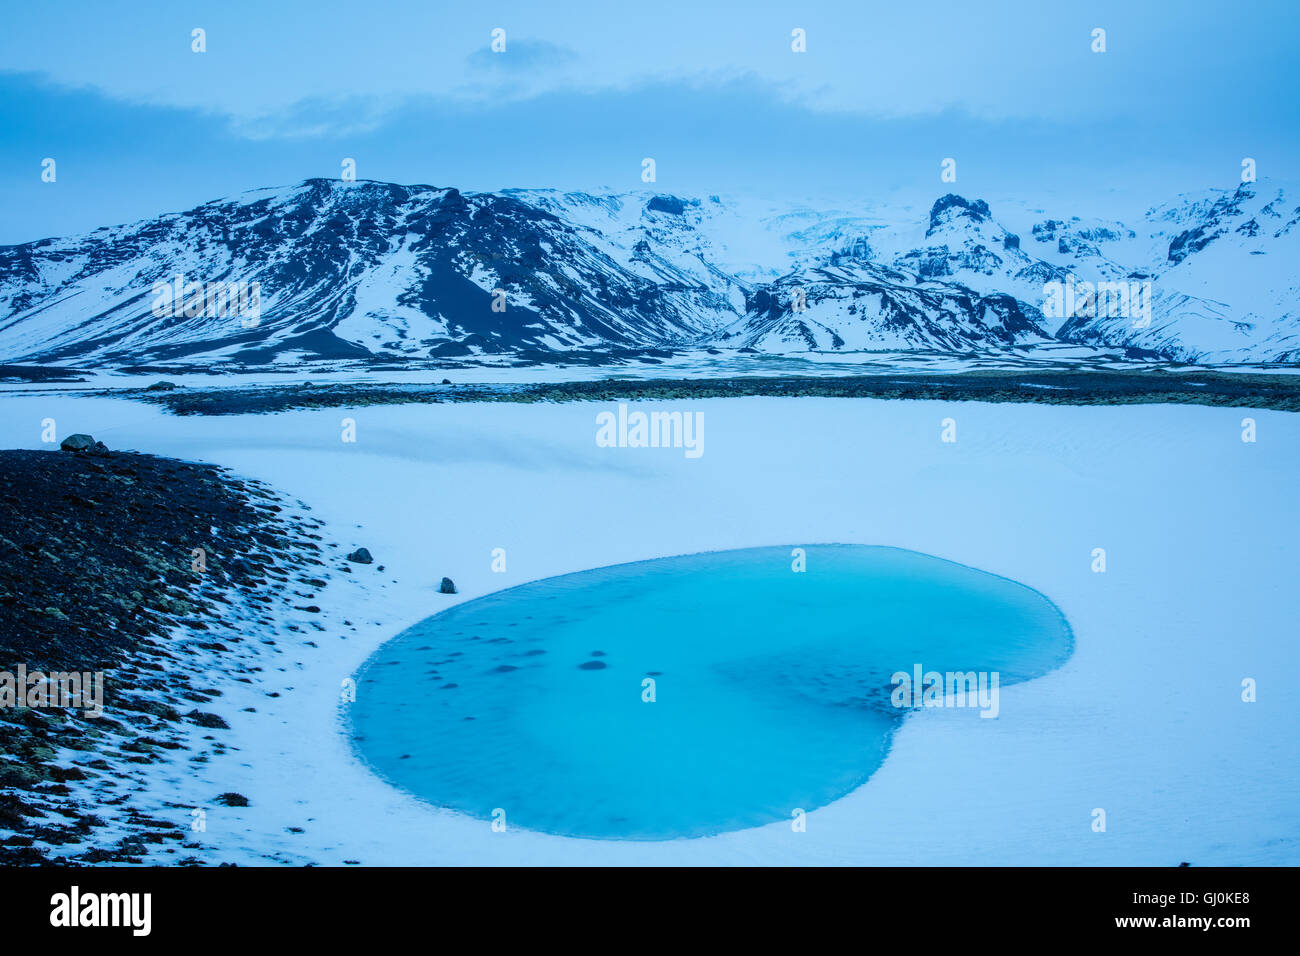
[{"left": 349, "top": 545, "right": 1072, "bottom": 841}]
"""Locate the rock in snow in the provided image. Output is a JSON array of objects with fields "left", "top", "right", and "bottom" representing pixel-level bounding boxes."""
[
  {"left": 59, "top": 434, "right": 106, "bottom": 453},
  {"left": 345, "top": 547, "right": 373, "bottom": 565},
  {"left": 439, "top": 577, "right": 457, "bottom": 594}
]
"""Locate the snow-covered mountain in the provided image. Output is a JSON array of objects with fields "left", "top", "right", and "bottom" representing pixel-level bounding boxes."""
[
  {"left": 1056, "top": 183, "right": 1300, "bottom": 362},
  {"left": 0, "top": 178, "right": 1295, "bottom": 368}
]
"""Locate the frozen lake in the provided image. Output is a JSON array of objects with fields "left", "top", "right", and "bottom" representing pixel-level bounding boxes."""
[{"left": 349, "top": 545, "right": 1072, "bottom": 840}]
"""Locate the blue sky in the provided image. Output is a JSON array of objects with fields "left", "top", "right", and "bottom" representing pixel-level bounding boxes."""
[{"left": 1, "top": 0, "right": 1297, "bottom": 243}]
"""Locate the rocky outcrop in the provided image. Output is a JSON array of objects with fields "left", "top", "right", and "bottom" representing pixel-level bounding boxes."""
[{"left": 59, "top": 433, "right": 107, "bottom": 453}]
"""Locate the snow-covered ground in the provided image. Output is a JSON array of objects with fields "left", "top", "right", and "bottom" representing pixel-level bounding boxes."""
[{"left": 2, "top": 392, "right": 1296, "bottom": 865}]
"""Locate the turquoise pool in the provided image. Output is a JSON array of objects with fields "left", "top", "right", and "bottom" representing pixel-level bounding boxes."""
[{"left": 348, "top": 545, "right": 1072, "bottom": 840}]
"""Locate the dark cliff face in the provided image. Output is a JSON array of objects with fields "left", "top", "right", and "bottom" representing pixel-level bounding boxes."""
[
  {"left": 926, "top": 194, "right": 992, "bottom": 236},
  {"left": 1166, "top": 185, "right": 1253, "bottom": 265},
  {"left": 645, "top": 195, "right": 693, "bottom": 216}
]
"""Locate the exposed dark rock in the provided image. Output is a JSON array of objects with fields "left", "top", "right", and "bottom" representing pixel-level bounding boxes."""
[
  {"left": 1167, "top": 185, "right": 1252, "bottom": 264},
  {"left": 214, "top": 792, "right": 249, "bottom": 807},
  {"left": 59, "top": 433, "right": 105, "bottom": 453},
  {"left": 926, "top": 194, "right": 991, "bottom": 235},
  {"left": 187, "top": 710, "right": 230, "bottom": 730},
  {"left": 346, "top": 547, "right": 373, "bottom": 564},
  {"left": 646, "top": 195, "right": 691, "bottom": 216},
  {"left": 439, "top": 577, "right": 457, "bottom": 594}
]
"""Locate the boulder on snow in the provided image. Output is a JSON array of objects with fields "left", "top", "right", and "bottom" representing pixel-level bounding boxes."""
[
  {"left": 345, "top": 547, "right": 373, "bottom": 565},
  {"left": 60, "top": 434, "right": 107, "bottom": 453},
  {"left": 146, "top": 381, "right": 178, "bottom": 391},
  {"left": 439, "top": 577, "right": 457, "bottom": 594}
]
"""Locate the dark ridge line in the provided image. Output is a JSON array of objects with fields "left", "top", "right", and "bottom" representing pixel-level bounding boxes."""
[{"left": 127, "top": 369, "right": 1300, "bottom": 416}]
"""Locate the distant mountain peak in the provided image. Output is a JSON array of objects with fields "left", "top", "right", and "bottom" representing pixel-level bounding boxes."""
[{"left": 926, "top": 194, "right": 993, "bottom": 235}]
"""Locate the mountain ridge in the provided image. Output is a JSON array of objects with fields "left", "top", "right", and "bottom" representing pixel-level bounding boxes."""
[{"left": 1, "top": 177, "right": 1295, "bottom": 368}]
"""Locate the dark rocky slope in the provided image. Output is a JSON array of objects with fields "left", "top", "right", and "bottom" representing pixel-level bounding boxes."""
[{"left": 0, "top": 444, "right": 330, "bottom": 864}]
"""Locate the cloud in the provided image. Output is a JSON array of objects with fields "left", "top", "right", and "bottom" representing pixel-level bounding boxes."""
[
  {"left": 221, "top": 40, "right": 582, "bottom": 141},
  {"left": 225, "top": 94, "right": 407, "bottom": 141},
  {"left": 4, "top": 1, "right": 1297, "bottom": 144},
  {"left": 466, "top": 39, "right": 577, "bottom": 72}
]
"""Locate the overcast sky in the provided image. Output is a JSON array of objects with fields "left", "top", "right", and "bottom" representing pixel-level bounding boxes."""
[{"left": 2, "top": 0, "right": 1296, "bottom": 242}]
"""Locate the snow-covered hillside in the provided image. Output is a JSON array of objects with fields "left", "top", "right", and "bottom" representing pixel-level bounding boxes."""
[{"left": 0, "top": 178, "right": 1295, "bottom": 367}]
